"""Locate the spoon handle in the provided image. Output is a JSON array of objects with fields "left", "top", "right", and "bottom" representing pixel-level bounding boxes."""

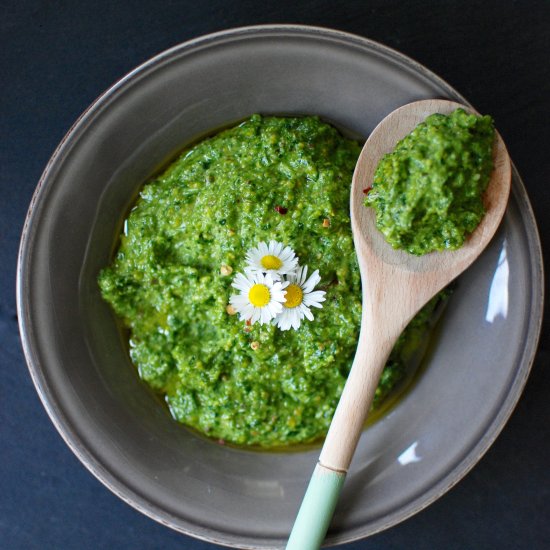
[
  {"left": 286, "top": 324, "right": 398, "bottom": 549},
  {"left": 319, "top": 324, "right": 396, "bottom": 472},
  {"left": 285, "top": 463, "right": 345, "bottom": 550}
]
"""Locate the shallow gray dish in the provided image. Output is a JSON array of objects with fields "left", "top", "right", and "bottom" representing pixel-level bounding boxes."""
[{"left": 17, "top": 25, "right": 543, "bottom": 549}]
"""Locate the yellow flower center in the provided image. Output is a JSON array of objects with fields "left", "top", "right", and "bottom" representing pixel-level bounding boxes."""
[
  {"left": 248, "top": 284, "right": 271, "bottom": 307},
  {"left": 260, "top": 255, "right": 283, "bottom": 270},
  {"left": 284, "top": 284, "right": 303, "bottom": 308}
]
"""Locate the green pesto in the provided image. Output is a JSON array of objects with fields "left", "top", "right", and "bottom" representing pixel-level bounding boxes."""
[
  {"left": 365, "top": 108, "right": 495, "bottom": 255},
  {"left": 99, "top": 115, "right": 444, "bottom": 448}
]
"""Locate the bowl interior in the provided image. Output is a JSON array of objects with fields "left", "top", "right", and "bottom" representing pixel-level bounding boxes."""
[{"left": 19, "top": 27, "right": 541, "bottom": 548}]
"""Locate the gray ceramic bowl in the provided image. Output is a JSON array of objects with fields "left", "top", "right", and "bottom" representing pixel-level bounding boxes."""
[{"left": 17, "top": 25, "right": 543, "bottom": 549}]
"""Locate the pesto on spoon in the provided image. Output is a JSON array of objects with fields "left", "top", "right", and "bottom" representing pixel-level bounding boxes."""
[{"left": 365, "top": 108, "right": 495, "bottom": 255}]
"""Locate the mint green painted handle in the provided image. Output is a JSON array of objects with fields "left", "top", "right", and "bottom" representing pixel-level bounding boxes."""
[{"left": 286, "top": 463, "right": 346, "bottom": 550}]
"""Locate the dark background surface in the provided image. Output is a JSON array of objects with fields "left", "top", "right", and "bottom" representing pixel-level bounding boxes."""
[{"left": 1, "top": 1, "right": 549, "bottom": 549}]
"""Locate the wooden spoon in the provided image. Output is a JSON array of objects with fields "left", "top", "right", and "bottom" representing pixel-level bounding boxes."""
[{"left": 286, "top": 99, "right": 511, "bottom": 550}]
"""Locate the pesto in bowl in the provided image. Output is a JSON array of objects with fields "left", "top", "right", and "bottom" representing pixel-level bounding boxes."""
[{"left": 99, "top": 115, "right": 443, "bottom": 447}]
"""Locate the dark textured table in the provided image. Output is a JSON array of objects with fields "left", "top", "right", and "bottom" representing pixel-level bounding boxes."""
[{"left": 2, "top": 2, "right": 549, "bottom": 549}]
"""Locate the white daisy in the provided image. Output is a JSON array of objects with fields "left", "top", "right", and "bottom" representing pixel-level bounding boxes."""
[
  {"left": 229, "top": 270, "right": 288, "bottom": 326},
  {"left": 274, "top": 265, "right": 326, "bottom": 331},
  {"left": 245, "top": 240, "right": 298, "bottom": 280}
]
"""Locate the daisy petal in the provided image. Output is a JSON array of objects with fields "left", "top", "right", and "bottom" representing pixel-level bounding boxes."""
[
  {"left": 301, "top": 304, "right": 314, "bottom": 321},
  {"left": 303, "top": 290, "right": 326, "bottom": 307},
  {"left": 303, "top": 269, "right": 321, "bottom": 293}
]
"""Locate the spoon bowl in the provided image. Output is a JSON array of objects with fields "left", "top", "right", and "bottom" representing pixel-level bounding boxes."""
[
  {"left": 353, "top": 99, "right": 512, "bottom": 275},
  {"left": 287, "top": 99, "right": 511, "bottom": 549}
]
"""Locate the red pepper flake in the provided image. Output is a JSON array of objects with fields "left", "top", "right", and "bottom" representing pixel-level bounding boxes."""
[
  {"left": 363, "top": 186, "right": 373, "bottom": 195},
  {"left": 245, "top": 319, "right": 252, "bottom": 326},
  {"left": 274, "top": 205, "right": 288, "bottom": 215}
]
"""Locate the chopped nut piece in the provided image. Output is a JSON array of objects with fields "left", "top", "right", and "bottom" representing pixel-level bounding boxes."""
[
  {"left": 220, "top": 264, "right": 233, "bottom": 276},
  {"left": 322, "top": 218, "right": 331, "bottom": 228},
  {"left": 243, "top": 326, "right": 252, "bottom": 333},
  {"left": 226, "top": 304, "right": 237, "bottom": 315},
  {"left": 250, "top": 341, "right": 260, "bottom": 350}
]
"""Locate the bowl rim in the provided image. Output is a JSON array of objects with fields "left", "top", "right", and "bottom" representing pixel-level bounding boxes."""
[{"left": 16, "top": 24, "right": 545, "bottom": 548}]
